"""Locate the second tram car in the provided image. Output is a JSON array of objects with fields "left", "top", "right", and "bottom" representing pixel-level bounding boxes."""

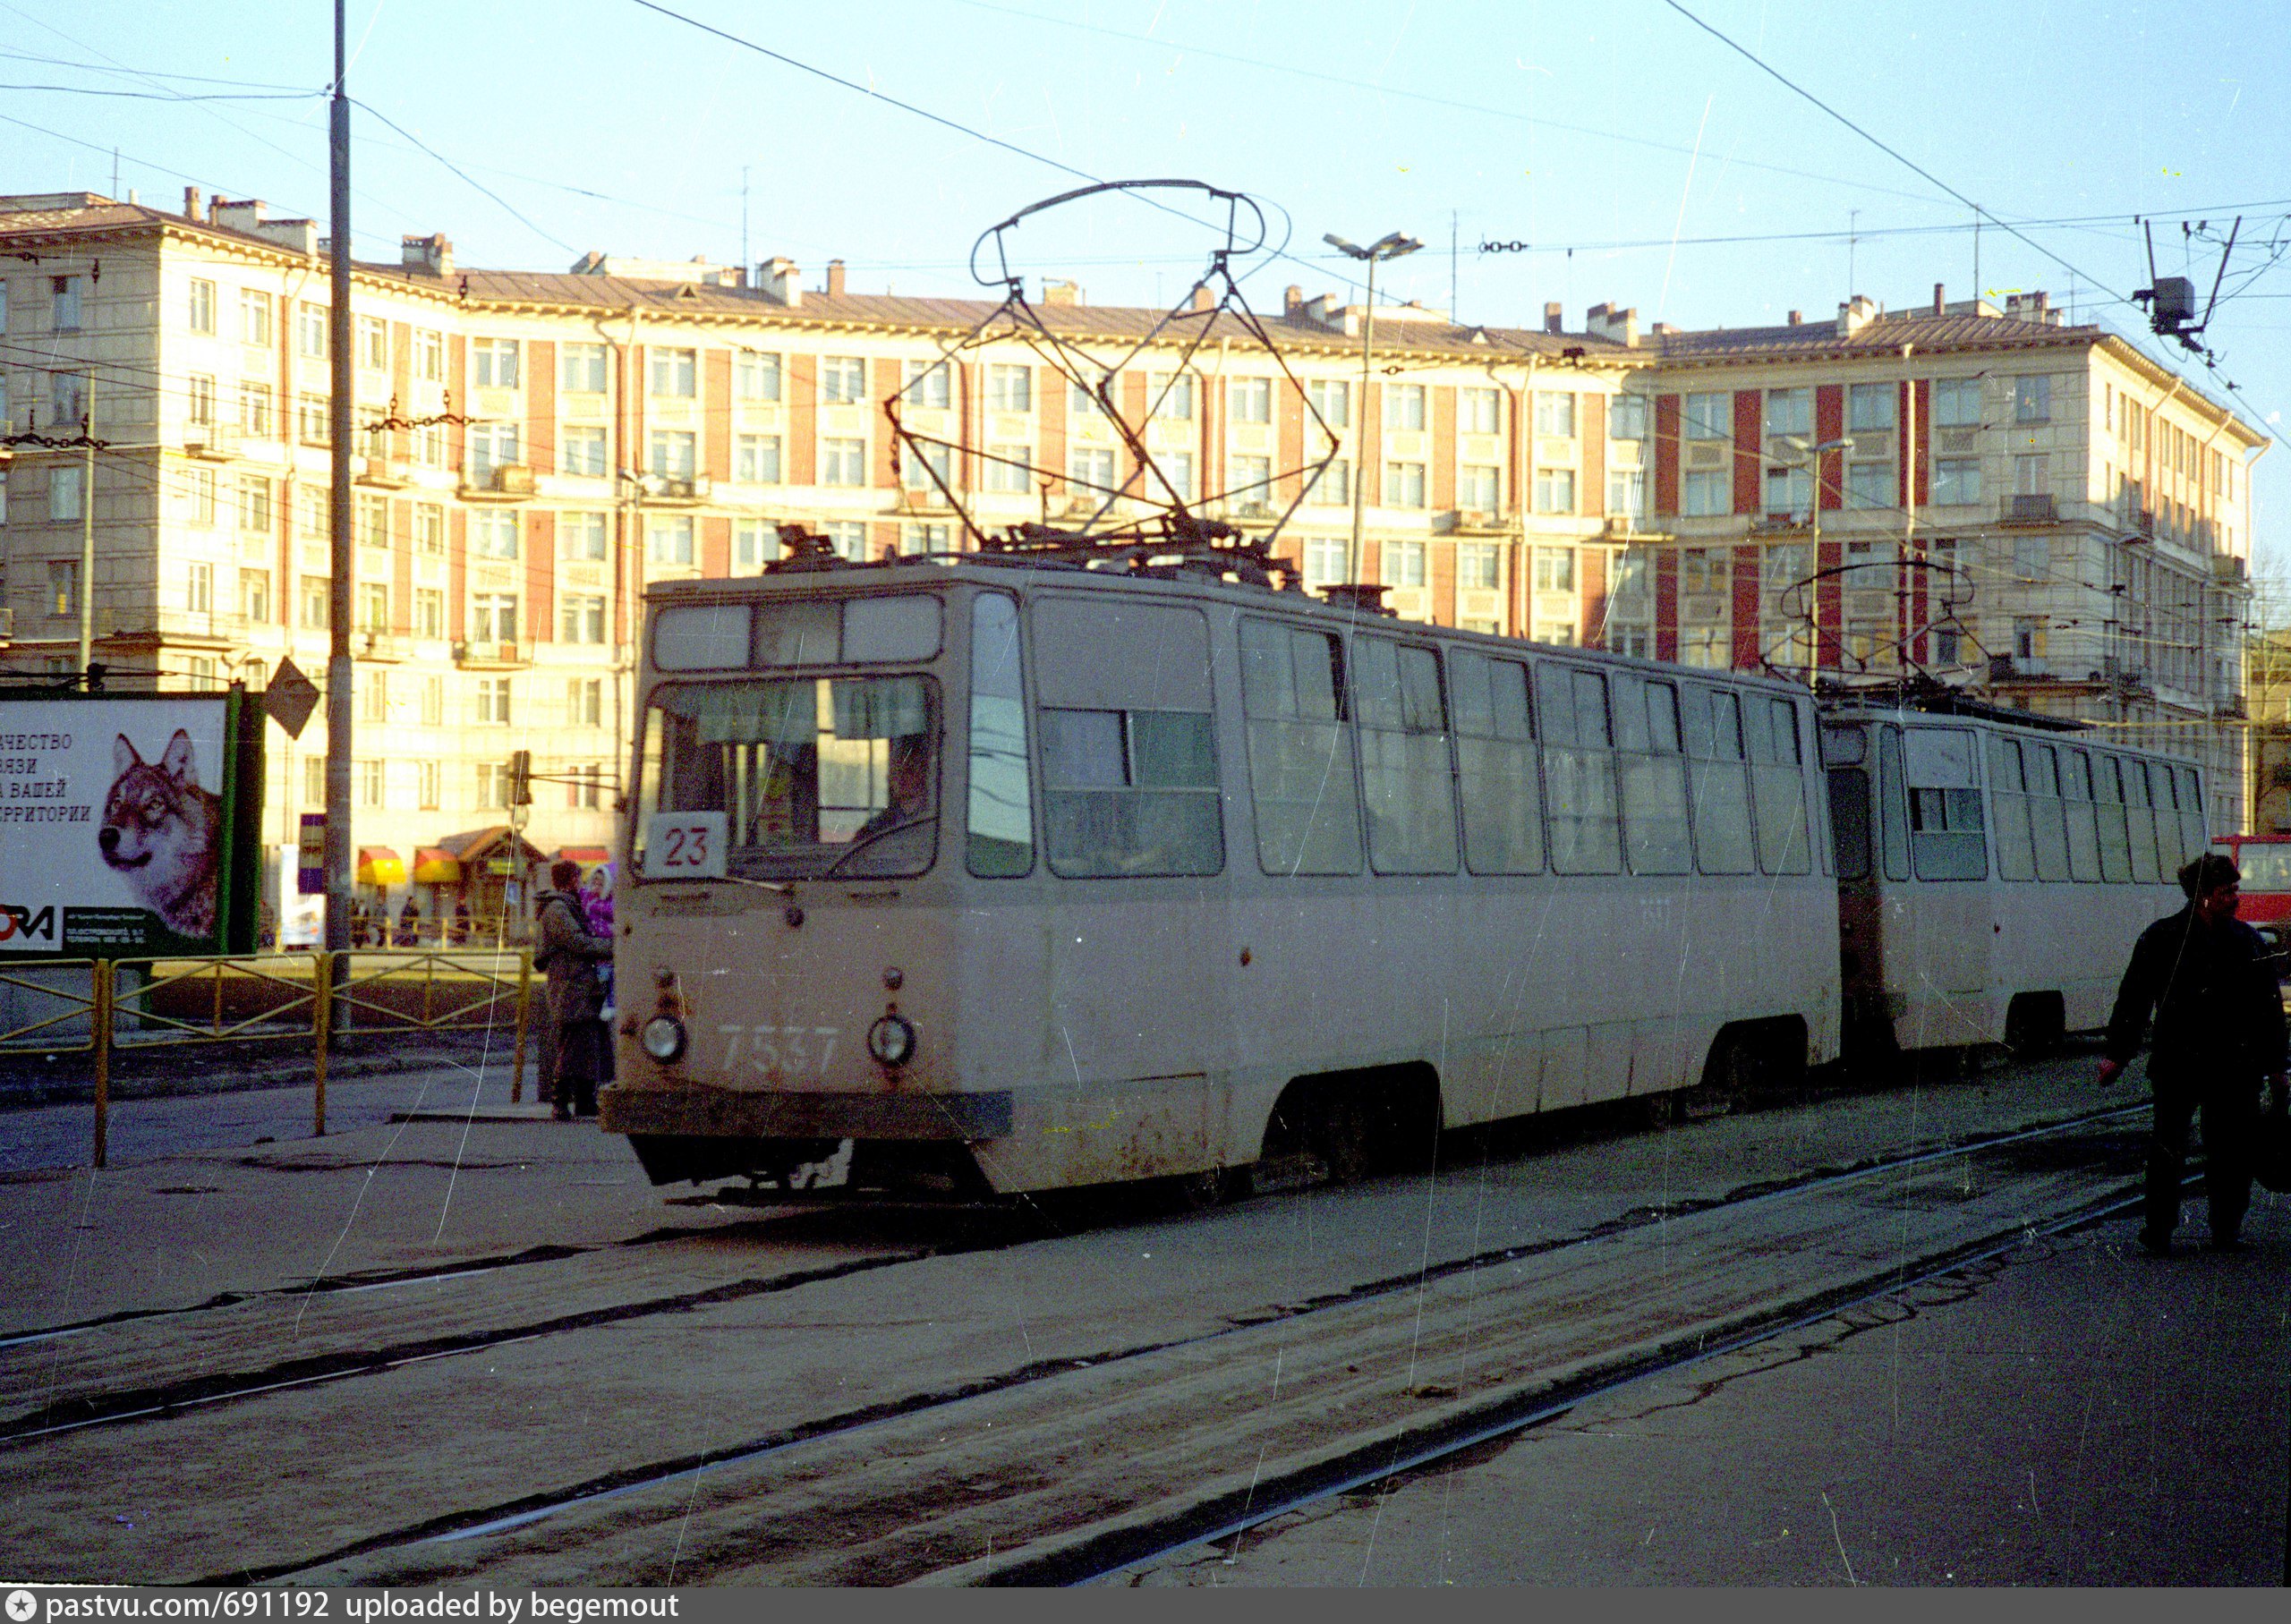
[{"left": 600, "top": 550, "right": 1844, "bottom": 1196}]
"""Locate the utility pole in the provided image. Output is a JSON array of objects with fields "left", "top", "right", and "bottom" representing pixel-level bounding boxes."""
[
  {"left": 78, "top": 370, "right": 96, "bottom": 675},
  {"left": 325, "top": 0, "right": 355, "bottom": 967}
]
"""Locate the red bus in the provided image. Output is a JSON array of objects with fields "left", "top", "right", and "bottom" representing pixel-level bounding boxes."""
[{"left": 2214, "top": 832, "right": 2291, "bottom": 974}]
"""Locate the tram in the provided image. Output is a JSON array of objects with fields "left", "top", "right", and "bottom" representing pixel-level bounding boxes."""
[
  {"left": 1821, "top": 701, "right": 2206, "bottom": 1054},
  {"left": 599, "top": 537, "right": 1844, "bottom": 1196}
]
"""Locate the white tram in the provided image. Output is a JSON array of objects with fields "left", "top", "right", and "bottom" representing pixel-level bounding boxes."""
[
  {"left": 1819, "top": 701, "right": 2207, "bottom": 1055},
  {"left": 601, "top": 548, "right": 1843, "bottom": 1196}
]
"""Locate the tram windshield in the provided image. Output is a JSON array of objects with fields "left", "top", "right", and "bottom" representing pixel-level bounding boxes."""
[
  {"left": 2235, "top": 845, "right": 2291, "bottom": 890},
  {"left": 635, "top": 676, "right": 940, "bottom": 880}
]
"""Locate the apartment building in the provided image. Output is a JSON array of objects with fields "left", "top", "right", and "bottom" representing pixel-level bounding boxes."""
[{"left": 0, "top": 189, "right": 2264, "bottom": 923}]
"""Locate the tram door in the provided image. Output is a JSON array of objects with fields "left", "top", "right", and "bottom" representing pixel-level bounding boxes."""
[{"left": 1891, "top": 724, "right": 1995, "bottom": 1046}]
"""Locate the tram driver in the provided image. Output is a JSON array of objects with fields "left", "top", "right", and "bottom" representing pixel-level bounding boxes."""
[{"left": 856, "top": 732, "right": 934, "bottom": 840}]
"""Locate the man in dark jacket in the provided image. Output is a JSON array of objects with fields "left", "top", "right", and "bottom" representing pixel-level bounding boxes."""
[
  {"left": 2099, "top": 851, "right": 2288, "bottom": 1254},
  {"left": 535, "top": 859, "right": 614, "bottom": 1119}
]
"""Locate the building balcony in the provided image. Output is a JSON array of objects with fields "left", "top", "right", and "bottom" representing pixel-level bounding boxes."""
[
  {"left": 1446, "top": 507, "right": 1516, "bottom": 536},
  {"left": 643, "top": 473, "right": 710, "bottom": 506},
  {"left": 354, "top": 454, "right": 412, "bottom": 489},
  {"left": 2000, "top": 493, "right": 2059, "bottom": 525},
  {"left": 183, "top": 424, "right": 239, "bottom": 461},
  {"left": 454, "top": 639, "right": 528, "bottom": 669},
  {"left": 356, "top": 630, "right": 410, "bottom": 663},
  {"left": 460, "top": 463, "right": 538, "bottom": 501},
  {"left": 899, "top": 486, "right": 957, "bottom": 515}
]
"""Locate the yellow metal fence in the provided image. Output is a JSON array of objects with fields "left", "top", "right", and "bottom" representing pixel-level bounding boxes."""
[{"left": 0, "top": 950, "right": 533, "bottom": 1167}]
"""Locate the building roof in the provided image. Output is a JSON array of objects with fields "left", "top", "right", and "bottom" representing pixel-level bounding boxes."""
[{"left": 1649, "top": 308, "right": 2104, "bottom": 362}]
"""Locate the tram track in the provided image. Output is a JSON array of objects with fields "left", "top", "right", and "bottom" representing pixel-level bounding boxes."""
[
  {"left": 210, "top": 1100, "right": 2155, "bottom": 1588},
  {"left": 2, "top": 1098, "right": 2142, "bottom": 1458}
]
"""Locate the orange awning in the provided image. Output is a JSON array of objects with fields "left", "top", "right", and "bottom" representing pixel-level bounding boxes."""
[
  {"left": 354, "top": 846, "right": 407, "bottom": 888},
  {"left": 556, "top": 846, "right": 611, "bottom": 863},
  {"left": 412, "top": 847, "right": 462, "bottom": 884}
]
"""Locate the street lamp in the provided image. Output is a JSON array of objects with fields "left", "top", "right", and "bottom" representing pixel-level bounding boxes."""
[
  {"left": 1772, "top": 434, "right": 1854, "bottom": 689},
  {"left": 1324, "top": 230, "right": 1422, "bottom": 585}
]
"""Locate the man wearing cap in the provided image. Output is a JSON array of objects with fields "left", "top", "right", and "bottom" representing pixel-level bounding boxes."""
[{"left": 2099, "top": 852, "right": 2288, "bottom": 1254}]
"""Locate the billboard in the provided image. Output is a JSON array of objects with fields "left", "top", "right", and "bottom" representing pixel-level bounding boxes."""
[{"left": 0, "top": 691, "right": 263, "bottom": 957}]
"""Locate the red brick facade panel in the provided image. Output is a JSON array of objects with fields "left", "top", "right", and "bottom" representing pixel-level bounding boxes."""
[
  {"left": 1580, "top": 547, "right": 1607, "bottom": 646},
  {"left": 448, "top": 506, "right": 468, "bottom": 642},
  {"left": 707, "top": 350, "right": 737, "bottom": 483},
  {"left": 701, "top": 514, "right": 731, "bottom": 576},
  {"left": 1277, "top": 378, "right": 1304, "bottom": 505},
  {"left": 391, "top": 498, "right": 413, "bottom": 636},
  {"left": 1815, "top": 385, "right": 1844, "bottom": 510},
  {"left": 869, "top": 358, "right": 899, "bottom": 489},
  {"left": 1362, "top": 382, "right": 1383, "bottom": 507},
  {"left": 1582, "top": 393, "right": 1606, "bottom": 518},
  {"left": 528, "top": 340, "right": 556, "bottom": 476},
  {"left": 449, "top": 335, "right": 468, "bottom": 479},
  {"left": 1653, "top": 394, "right": 1680, "bottom": 514},
  {"left": 1909, "top": 378, "right": 1931, "bottom": 507},
  {"left": 1431, "top": 386, "right": 1456, "bottom": 514},
  {"left": 1730, "top": 545, "right": 1761, "bottom": 667},
  {"left": 871, "top": 521, "right": 899, "bottom": 562},
  {"left": 1654, "top": 547, "right": 1679, "bottom": 662},
  {"left": 1815, "top": 540, "right": 1844, "bottom": 667},
  {"left": 1731, "top": 389, "right": 1761, "bottom": 514},
  {"left": 1428, "top": 538, "right": 1456, "bottom": 628},
  {"left": 788, "top": 353, "right": 817, "bottom": 486},
  {"left": 389, "top": 321, "right": 413, "bottom": 463},
  {"left": 524, "top": 510, "right": 554, "bottom": 642}
]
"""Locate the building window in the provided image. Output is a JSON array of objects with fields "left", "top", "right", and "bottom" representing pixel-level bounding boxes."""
[
  {"left": 899, "top": 523, "right": 945, "bottom": 557},
  {"left": 902, "top": 440, "right": 949, "bottom": 492},
  {"left": 646, "top": 515, "right": 694, "bottom": 565},
  {"left": 1462, "top": 387, "right": 1502, "bottom": 435},
  {"left": 359, "top": 667, "right": 388, "bottom": 723},
  {"left": 359, "top": 582, "right": 388, "bottom": 633},
  {"left": 1681, "top": 626, "right": 1726, "bottom": 669},
  {"left": 1535, "top": 391, "right": 1577, "bottom": 438},
  {"left": 1848, "top": 382, "right": 1895, "bottom": 434},
  {"left": 1069, "top": 446, "right": 1116, "bottom": 498},
  {"left": 1459, "top": 543, "right": 1501, "bottom": 591},
  {"left": 736, "top": 433, "right": 782, "bottom": 484},
  {"left": 1684, "top": 392, "right": 1730, "bottom": 439},
  {"left": 1535, "top": 548, "right": 1576, "bottom": 592},
  {"left": 473, "top": 338, "right": 520, "bottom": 388},
  {"left": 984, "top": 444, "right": 1031, "bottom": 495},
  {"left": 1385, "top": 540, "right": 1426, "bottom": 587},
  {"left": 1231, "top": 377, "right": 1273, "bottom": 424},
  {"left": 414, "top": 425, "right": 445, "bottom": 467},
  {"left": 734, "top": 521, "right": 780, "bottom": 570},
  {"left": 2013, "top": 617, "right": 2042, "bottom": 662},
  {"left": 2014, "top": 374, "right": 2051, "bottom": 423},
  {"left": 296, "top": 301, "right": 328, "bottom": 358},
  {"left": 1934, "top": 378, "right": 1980, "bottom": 428},
  {"left": 1609, "top": 625, "right": 1653, "bottom": 659},
  {"left": 468, "top": 423, "right": 521, "bottom": 480},
  {"left": 2014, "top": 452, "right": 2049, "bottom": 496},
  {"left": 1842, "top": 463, "right": 1896, "bottom": 506},
  {"left": 301, "top": 577, "right": 329, "bottom": 630},
  {"left": 646, "top": 429, "right": 695, "bottom": 480},
  {"left": 297, "top": 392, "right": 328, "bottom": 445},
  {"left": 1682, "top": 469, "right": 1727, "bottom": 515},
  {"left": 476, "top": 586, "right": 524, "bottom": 641},
  {"left": 415, "top": 504, "right": 445, "bottom": 555},
  {"left": 1302, "top": 535, "right": 1349, "bottom": 589},
  {"left": 414, "top": 328, "right": 444, "bottom": 382},
  {"left": 239, "top": 380, "right": 273, "bottom": 438},
  {"left": 1609, "top": 466, "right": 1647, "bottom": 519},
  {"left": 821, "top": 438, "right": 866, "bottom": 486},
  {"left": 241, "top": 568, "right": 271, "bottom": 622},
  {"left": 49, "top": 368, "right": 88, "bottom": 428},
  {"left": 1533, "top": 468, "right": 1575, "bottom": 514},
  {"left": 1384, "top": 461, "right": 1427, "bottom": 508},
  {"left": 357, "top": 315, "right": 385, "bottom": 368},
  {"left": 416, "top": 760, "right": 440, "bottom": 811},
  {"left": 1154, "top": 372, "right": 1197, "bottom": 421},
  {"left": 560, "top": 594, "right": 607, "bottom": 643},
  {"left": 237, "top": 474, "right": 272, "bottom": 532},
  {"left": 1305, "top": 456, "right": 1345, "bottom": 507},
  {"left": 353, "top": 760, "right": 385, "bottom": 808},
  {"left": 2013, "top": 534, "right": 2049, "bottom": 580},
  {"left": 1933, "top": 458, "right": 1981, "bottom": 506},
  {"left": 414, "top": 588, "right": 444, "bottom": 639},
  {"left": 1763, "top": 387, "right": 1811, "bottom": 438},
  {"left": 1609, "top": 393, "right": 1648, "bottom": 442},
  {"left": 561, "top": 342, "right": 607, "bottom": 394},
  {"left": 821, "top": 355, "right": 866, "bottom": 404},
  {"left": 1765, "top": 464, "right": 1810, "bottom": 519},
  {"left": 358, "top": 493, "right": 389, "bottom": 548},
  {"left": 1068, "top": 374, "right": 1110, "bottom": 422},
  {"left": 187, "top": 373, "right": 216, "bottom": 426},
  {"left": 985, "top": 363, "right": 1033, "bottom": 413},
  {"left": 1460, "top": 464, "right": 1500, "bottom": 512},
  {"left": 823, "top": 520, "right": 868, "bottom": 561},
  {"left": 562, "top": 511, "right": 608, "bottom": 561},
  {"left": 567, "top": 764, "right": 603, "bottom": 811},
  {"left": 473, "top": 510, "right": 518, "bottom": 559},
  {"left": 473, "top": 676, "right": 514, "bottom": 727},
  {"left": 900, "top": 357, "right": 947, "bottom": 408},
  {"left": 1158, "top": 450, "right": 1197, "bottom": 504},
  {"left": 1384, "top": 383, "right": 1425, "bottom": 431},
  {"left": 42, "top": 463, "right": 81, "bottom": 523},
  {"left": 1762, "top": 542, "right": 1811, "bottom": 592},
  {"left": 566, "top": 677, "right": 602, "bottom": 728},
  {"left": 189, "top": 278, "right": 216, "bottom": 334},
  {"left": 560, "top": 425, "right": 608, "bottom": 477},
  {"left": 187, "top": 561, "right": 214, "bottom": 614},
  {"left": 1305, "top": 378, "right": 1346, "bottom": 428},
  {"left": 47, "top": 560, "right": 78, "bottom": 617},
  {"left": 648, "top": 346, "right": 697, "bottom": 397},
  {"left": 237, "top": 288, "right": 269, "bottom": 345},
  {"left": 476, "top": 761, "right": 512, "bottom": 810},
  {"left": 1228, "top": 455, "right": 1273, "bottom": 506}
]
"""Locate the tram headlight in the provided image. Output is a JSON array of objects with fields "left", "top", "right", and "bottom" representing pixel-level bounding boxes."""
[
  {"left": 640, "top": 1015, "right": 688, "bottom": 1064},
  {"left": 866, "top": 1013, "right": 917, "bottom": 1068}
]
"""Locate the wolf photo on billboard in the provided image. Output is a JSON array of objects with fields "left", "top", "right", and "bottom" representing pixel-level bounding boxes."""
[{"left": 98, "top": 728, "right": 222, "bottom": 939}]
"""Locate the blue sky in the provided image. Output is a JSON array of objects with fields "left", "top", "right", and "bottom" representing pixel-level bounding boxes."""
[{"left": 8, "top": 0, "right": 2290, "bottom": 557}]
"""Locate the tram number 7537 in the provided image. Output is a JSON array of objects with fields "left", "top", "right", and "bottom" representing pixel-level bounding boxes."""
[{"left": 719, "top": 1023, "right": 840, "bottom": 1075}]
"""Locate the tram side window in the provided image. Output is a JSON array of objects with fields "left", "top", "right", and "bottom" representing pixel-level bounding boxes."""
[
  {"left": 1239, "top": 618, "right": 1364, "bottom": 875},
  {"left": 1875, "top": 727, "right": 1912, "bottom": 881},
  {"left": 1613, "top": 674, "right": 1691, "bottom": 874},
  {"left": 2176, "top": 766, "right": 2208, "bottom": 865},
  {"left": 2121, "top": 758, "right": 2162, "bottom": 884},
  {"left": 1535, "top": 665, "right": 1622, "bottom": 874},
  {"left": 967, "top": 593, "right": 1034, "bottom": 877},
  {"left": 2093, "top": 754, "right": 2133, "bottom": 881},
  {"left": 1987, "top": 735, "right": 2035, "bottom": 881},
  {"left": 2025, "top": 743, "right": 2071, "bottom": 883},
  {"left": 2062, "top": 748, "right": 2101, "bottom": 881},
  {"left": 1745, "top": 697, "right": 1813, "bottom": 875},
  {"left": 1903, "top": 726, "right": 1986, "bottom": 880},
  {"left": 1684, "top": 687, "right": 1755, "bottom": 875},
  {"left": 1033, "top": 599, "right": 1221, "bottom": 878},
  {"left": 1355, "top": 636, "right": 1458, "bottom": 873},
  {"left": 1451, "top": 650, "right": 1542, "bottom": 873}
]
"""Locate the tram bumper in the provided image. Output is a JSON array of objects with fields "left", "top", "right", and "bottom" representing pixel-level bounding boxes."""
[{"left": 599, "top": 1083, "right": 1013, "bottom": 1187}]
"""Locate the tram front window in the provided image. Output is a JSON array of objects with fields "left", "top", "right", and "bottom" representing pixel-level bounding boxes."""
[{"left": 637, "top": 676, "right": 939, "bottom": 879}]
